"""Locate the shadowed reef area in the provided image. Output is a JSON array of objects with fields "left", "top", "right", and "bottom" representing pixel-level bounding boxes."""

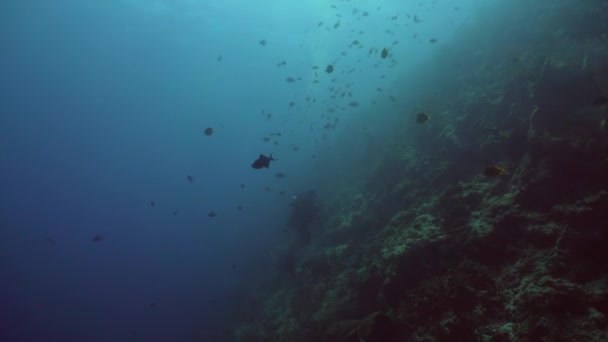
[{"left": 230, "top": 1, "right": 608, "bottom": 340}]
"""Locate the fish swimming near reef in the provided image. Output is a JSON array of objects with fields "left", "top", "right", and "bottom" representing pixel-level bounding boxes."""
[
  {"left": 251, "top": 154, "right": 276, "bottom": 169},
  {"left": 417, "top": 112, "right": 430, "bottom": 123},
  {"left": 593, "top": 95, "right": 608, "bottom": 106},
  {"left": 484, "top": 165, "right": 508, "bottom": 177}
]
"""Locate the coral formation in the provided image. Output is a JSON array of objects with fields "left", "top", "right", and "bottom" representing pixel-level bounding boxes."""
[{"left": 232, "top": 1, "right": 608, "bottom": 341}]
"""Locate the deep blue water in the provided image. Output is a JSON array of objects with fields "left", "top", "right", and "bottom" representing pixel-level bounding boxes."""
[{"left": 0, "top": 0, "right": 482, "bottom": 340}]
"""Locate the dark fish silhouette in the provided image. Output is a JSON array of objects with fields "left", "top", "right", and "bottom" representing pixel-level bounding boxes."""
[
  {"left": 92, "top": 235, "right": 103, "bottom": 242},
  {"left": 208, "top": 211, "right": 217, "bottom": 218},
  {"left": 203, "top": 127, "right": 214, "bottom": 136},
  {"left": 187, "top": 175, "right": 194, "bottom": 183},
  {"left": 380, "top": 48, "right": 389, "bottom": 59},
  {"left": 594, "top": 96, "right": 608, "bottom": 106},
  {"left": 251, "top": 154, "right": 276, "bottom": 169},
  {"left": 484, "top": 165, "right": 507, "bottom": 177},
  {"left": 417, "top": 112, "right": 430, "bottom": 123}
]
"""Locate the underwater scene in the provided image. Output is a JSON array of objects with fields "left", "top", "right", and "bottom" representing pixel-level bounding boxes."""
[{"left": 1, "top": 0, "right": 608, "bottom": 341}]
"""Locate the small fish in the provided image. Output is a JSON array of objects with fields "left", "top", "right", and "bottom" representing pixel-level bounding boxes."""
[
  {"left": 380, "top": 48, "right": 389, "bottom": 59},
  {"left": 44, "top": 237, "right": 55, "bottom": 244},
  {"left": 203, "top": 127, "right": 214, "bottom": 136},
  {"left": 216, "top": 55, "right": 223, "bottom": 62},
  {"left": 326, "top": 64, "right": 334, "bottom": 73},
  {"left": 416, "top": 112, "right": 430, "bottom": 123},
  {"left": 251, "top": 154, "right": 276, "bottom": 169},
  {"left": 275, "top": 172, "right": 286, "bottom": 178},
  {"left": 208, "top": 211, "right": 217, "bottom": 218},
  {"left": 594, "top": 96, "right": 608, "bottom": 106},
  {"left": 187, "top": 175, "right": 194, "bottom": 183},
  {"left": 429, "top": 38, "right": 438, "bottom": 43},
  {"left": 276, "top": 61, "right": 287, "bottom": 67},
  {"left": 286, "top": 76, "right": 296, "bottom": 83},
  {"left": 236, "top": 205, "right": 244, "bottom": 211},
  {"left": 150, "top": 201, "right": 155, "bottom": 207},
  {"left": 92, "top": 235, "right": 103, "bottom": 242},
  {"left": 259, "top": 39, "right": 267, "bottom": 46},
  {"left": 484, "top": 165, "right": 508, "bottom": 177}
]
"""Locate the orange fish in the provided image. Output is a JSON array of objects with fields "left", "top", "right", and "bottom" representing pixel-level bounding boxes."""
[{"left": 484, "top": 165, "right": 507, "bottom": 177}]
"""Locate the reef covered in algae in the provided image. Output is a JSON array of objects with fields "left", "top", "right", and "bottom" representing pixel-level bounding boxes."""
[{"left": 232, "top": 1, "right": 608, "bottom": 341}]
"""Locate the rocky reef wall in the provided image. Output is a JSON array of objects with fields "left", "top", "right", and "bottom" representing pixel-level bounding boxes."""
[{"left": 232, "top": 1, "right": 608, "bottom": 341}]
